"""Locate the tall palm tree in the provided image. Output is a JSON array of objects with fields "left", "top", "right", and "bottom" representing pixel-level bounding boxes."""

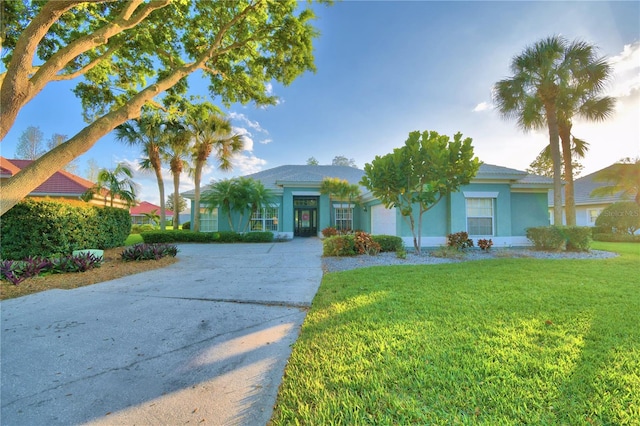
[
  {"left": 162, "top": 120, "right": 192, "bottom": 229},
  {"left": 116, "top": 113, "right": 169, "bottom": 230},
  {"left": 493, "top": 36, "right": 613, "bottom": 225},
  {"left": 185, "top": 104, "right": 243, "bottom": 232},
  {"left": 244, "top": 179, "right": 274, "bottom": 232},
  {"left": 91, "top": 163, "right": 138, "bottom": 207}
]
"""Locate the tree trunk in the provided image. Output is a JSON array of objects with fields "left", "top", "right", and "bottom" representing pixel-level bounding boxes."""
[
  {"left": 544, "top": 101, "right": 564, "bottom": 226},
  {"left": 172, "top": 171, "right": 181, "bottom": 229},
  {"left": 193, "top": 163, "right": 203, "bottom": 232},
  {"left": 151, "top": 156, "right": 166, "bottom": 231},
  {"left": 559, "top": 121, "right": 576, "bottom": 226}
]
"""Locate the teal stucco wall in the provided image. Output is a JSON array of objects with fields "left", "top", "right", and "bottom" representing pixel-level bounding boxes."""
[{"left": 510, "top": 192, "right": 550, "bottom": 235}]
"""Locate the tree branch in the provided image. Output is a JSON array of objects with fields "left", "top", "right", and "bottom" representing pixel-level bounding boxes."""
[{"left": 51, "top": 43, "right": 121, "bottom": 81}]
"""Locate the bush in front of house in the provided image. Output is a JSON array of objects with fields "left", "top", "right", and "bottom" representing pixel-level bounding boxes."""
[
  {"left": 0, "top": 199, "right": 130, "bottom": 260},
  {"left": 217, "top": 231, "right": 245, "bottom": 243},
  {"left": 323, "top": 235, "right": 357, "bottom": 256},
  {"left": 141, "top": 230, "right": 219, "bottom": 243},
  {"left": 242, "top": 232, "right": 274, "bottom": 243},
  {"left": 322, "top": 227, "right": 339, "bottom": 238},
  {"left": 131, "top": 224, "right": 156, "bottom": 233},
  {"left": 593, "top": 233, "right": 640, "bottom": 242},
  {"left": 447, "top": 231, "right": 474, "bottom": 250},
  {"left": 595, "top": 201, "right": 640, "bottom": 235},
  {"left": 371, "top": 235, "right": 403, "bottom": 252},
  {"left": 526, "top": 226, "right": 592, "bottom": 252},
  {"left": 354, "top": 231, "right": 381, "bottom": 255},
  {"left": 121, "top": 243, "right": 178, "bottom": 261},
  {"left": 181, "top": 221, "right": 191, "bottom": 230}
]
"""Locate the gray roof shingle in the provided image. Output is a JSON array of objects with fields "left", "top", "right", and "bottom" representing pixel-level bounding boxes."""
[{"left": 548, "top": 164, "right": 630, "bottom": 206}]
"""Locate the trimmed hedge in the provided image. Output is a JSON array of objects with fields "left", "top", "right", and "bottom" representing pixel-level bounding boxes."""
[
  {"left": 593, "top": 233, "right": 640, "bottom": 243},
  {"left": 242, "top": 232, "right": 274, "bottom": 243},
  {"left": 371, "top": 235, "right": 403, "bottom": 252},
  {"left": 140, "top": 230, "right": 274, "bottom": 244},
  {"left": 595, "top": 201, "right": 640, "bottom": 235},
  {"left": 131, "top": 224, "right": 156, "bottom": 233},
  {"left": 141, "top": 231, "right": 220, "bottom": 243},
  {"left": 181, "top": 221, "right": 191, "bottom": 230},
  {"left": 1, "top": 199, "right": 130, "bottom": 259},
  {"left": 526, "top": 226, "right": 592, "bottom": 252}
]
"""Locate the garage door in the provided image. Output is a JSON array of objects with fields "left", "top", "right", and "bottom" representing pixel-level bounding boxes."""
[{"left": 371, "top": 204, "right": 396, "bottom": 235}]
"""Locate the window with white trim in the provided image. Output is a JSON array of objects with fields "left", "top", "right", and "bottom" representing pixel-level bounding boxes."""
[
  {"left": 466, "top": 198, "right": 494, "bottom": 236},
  {"left": 588, "top": 208, "right": 602, "bottom": 225},
  {"left": 250, "top": 207, "right": 279, "bottom": 231},
  {"left": 335, "top": 207, "right": 353, "bottom": 231},
  {"left": 199, "top": 207, "right": 218, "bottom": 232}
]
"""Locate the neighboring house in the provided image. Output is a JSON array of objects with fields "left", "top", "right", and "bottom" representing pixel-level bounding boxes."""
[
  {"left": 548, "top": 164, "right": 632, "bottom": 226},
  {"left": 0, "top": 156, "right": 128, "bottom": 209},
  {"left": 183, "top": 163, "right": 552, "bottom": 247},
  {"left": 130, "top": 201, "right": 174, "bottom": 225}
]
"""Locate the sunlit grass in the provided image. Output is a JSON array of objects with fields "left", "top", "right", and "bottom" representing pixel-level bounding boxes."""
[{"left": 271, "top": 243, "right": 640, "bottom": 424}]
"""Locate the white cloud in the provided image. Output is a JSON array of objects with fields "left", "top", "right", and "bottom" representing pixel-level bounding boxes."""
[
  {"left": 118, "top": 157, "right": 193, "bottom": 205},
  {"left": 232, "top": 126, "right": 254, "bottom": 152},
  {"left": 608, "top": 41, "right": 640, "bottom": 99},
  {"left": 265, "top": 82, "right": 273, "bottom": 96},
  {"left": 260, "top": 138, "right": 273, "bottom": 145},
  {"left": 232, "top": 153, "right": 268, "bottom": 175},
  {"left": 228, "top": 112, "right": 267, "bottom": 134},
  {"left": 473, "top": 102, "right": 491, "bottom": 112}
]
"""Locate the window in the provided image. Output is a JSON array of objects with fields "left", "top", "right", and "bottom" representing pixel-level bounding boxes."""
[
  {"left": 588, "top": 208, "right": 602, "bottom": 225},
  {"left": 250, "top": 207, "right": 279, "bottom": 231},
  {"left": 199, "top": 207, "right": 218, "bottom": 232},
  {"left": 467, "top": 198, "right": 494, "bottom": 235},
  {"left": 335, "top": 207, "right": 353, "bottom": 231}
]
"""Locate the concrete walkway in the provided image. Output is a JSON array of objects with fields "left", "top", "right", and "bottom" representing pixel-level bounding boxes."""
[{"left": 1, "top": 238, "right": 323, "bottom": 425}]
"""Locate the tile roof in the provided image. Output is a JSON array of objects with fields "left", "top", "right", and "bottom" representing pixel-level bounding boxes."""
[
  {"left": 183, "top": 163, "right": 550, "bottom": 198},
  {"left": 130, "top": 201, "right": 174, "bottom": 216},
  {"left": 0, "top": 157, "right": 94, "bottom": 196},
  {"left": 548, "top": 164, "right": 631, "bottom": 206}
]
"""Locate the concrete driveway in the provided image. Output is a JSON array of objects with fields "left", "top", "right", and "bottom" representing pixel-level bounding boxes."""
[{"left": 1, "top": 238, "right": 323, "bottom": 425}]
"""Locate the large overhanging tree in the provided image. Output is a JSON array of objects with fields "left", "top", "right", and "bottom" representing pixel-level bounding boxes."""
[
  {"left": 361, "top": 130, "right": 480, "bottom": 254},
  {"left": 0, "top": 0, "right": 326, "bottom": 215}
]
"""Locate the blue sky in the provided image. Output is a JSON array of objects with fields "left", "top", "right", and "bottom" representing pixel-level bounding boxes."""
[{"left": 2, "top": 1, "right": 639, "bottom": 205}]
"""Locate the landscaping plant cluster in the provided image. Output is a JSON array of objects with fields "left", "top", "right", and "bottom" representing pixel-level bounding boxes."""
[
  {"left": 121, "top": 243, "right": 179, "bottom": 261},
  {"left": 1, "top": 252, "right": 103, "bottom": 285},
  {"left": 140, "top": 230, "right": 274, "bottom": 244},
  {"left": 322, "top": 229, "right": 402, "bottom": 257},
  {"left": 526, "top": 226, "right": 591, "bottom": 251},
  {"left": 446, "top": 231, "right": 474, "bottom": 250}
]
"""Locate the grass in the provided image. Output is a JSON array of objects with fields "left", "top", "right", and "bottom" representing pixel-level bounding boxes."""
[{"left": 271, "top": 242, "right": 640, "bottom": 425}]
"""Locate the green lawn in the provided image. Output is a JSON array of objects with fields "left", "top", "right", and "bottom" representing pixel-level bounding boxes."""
[{"left": 271, "top": 242, "right": 640, "bottom": 425}]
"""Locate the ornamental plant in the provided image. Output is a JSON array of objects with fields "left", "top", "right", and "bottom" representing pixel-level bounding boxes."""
[
  {"left": 121, "top": 243, "right": 178, "bottom": 261},
  {"left": 354, "top": 231, "right": 382, "bottom": 255},
  {"left": 478, "top": 239, "right": 493, "bottom": 251},
  {"left": 447, "top": 232, "right": 474, "bottom": 250}
]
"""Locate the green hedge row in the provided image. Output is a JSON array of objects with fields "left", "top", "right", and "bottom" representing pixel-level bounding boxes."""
[
  {"left": 593, "top": 233, "right": 640, "bottom": 242},
  {"left": 371, "top": 235, "right": 404, "bottom": 252},
  {"left": 1, "top": 199, "right": 131, "bottom": 259},
  {"left": 526, "top": 226, "right": 592, "bottom": 252},
  {"left": 140, "top": 230, "right": 274, "bottom": 244}
]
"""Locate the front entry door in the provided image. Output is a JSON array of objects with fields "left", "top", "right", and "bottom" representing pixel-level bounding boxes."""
[{"left": 294, "top": 208, "right": 317, "bottom": 237}]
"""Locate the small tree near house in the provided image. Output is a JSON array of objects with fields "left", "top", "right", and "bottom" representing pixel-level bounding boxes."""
[{"left": 361, "top": 130, "right": 480, "bottom": 254}]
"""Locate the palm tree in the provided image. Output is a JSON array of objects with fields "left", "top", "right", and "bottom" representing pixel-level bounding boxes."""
[
  {"left": 163, "top": 120, "right": 192, "bottom": 229},
  {"left": 88, "top": 163, "right": 138, "bottom": 207},
  {"left": 320, "top": 177, "right": 361, "bottom": 230},
  {"left": 201, "top": 178, "right": 238, "bottom": 231},
  {"left": 185, "top": 104, "right": 244, "bottom": 232},
  {"left": 493, "top": 36, "right": 613, "bottom": 225},
  {"left": 244, "top": 179, "right": 274, "bottom": 232},
  {"left": 591, "top": 159, "right": 640, "bottom": 205},
  {"left": 142, "top": 209, "right": 160, "bottom": 226},
  {"left": 116, "top": 113, "right": 169, "bottom": 229}
]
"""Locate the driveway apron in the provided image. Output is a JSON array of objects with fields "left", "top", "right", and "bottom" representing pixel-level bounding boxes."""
[{"left": 1, "top": 238, "right": 323, "bottom": 425}]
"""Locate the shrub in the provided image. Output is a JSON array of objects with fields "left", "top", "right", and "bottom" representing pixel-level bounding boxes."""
[
  {"left": 560, "top": 226, "right": 592, "bottom": 252},
  {"left": 131, "top": 224, "right": 156, "bottom": 233},
  {"left": 371, "top": 235, "right": 403, "bottom": 252},
  {"left": 0, "top": 199, "right": 131, "bottom": 259},
  {"left": 526, "top": 226, "right": 592, "bottom": 252},
  {"left": 217, "top": 231, "right": 244, "bottom": 243},
  {"left": 396, "top": 248, "right": 407, "bottom": 259},
  {"left": 593, "top": 233, "right": 640, "bottom": 243},
  {"left": 478, "top": 238, "right": 493, "bottom": 251},
  {"left": 595, "top": 201, "right": 640, "bottom": 235},
  {"left": 141, "top": 230, "right": 219, "bottom": 243},
  {"left": 243, "top": 232, "right": 274, "bottom": 243},
  {"left": 121, "top": 243, "right": 179, "bottom": 261},
  {"left": 354, "top": 231, "right": 381, "bottom": 255},
  {"left": 526, "top": 226, "right": 565, "bottom": 251},
  {"left": 447, "top": 232, "right": 474, "bottom": 250},
  {"left": 322, "top": 227, "right": 339, "bottom": 238},
  {"left": 182, "top": 221, "right": 191, "bottom": 230},
  {"left": 323, "top": 235, "right": 357, "bottom": 257},
  {"left": 1, "top": 253, "right": 103, "bottom": 285}
]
